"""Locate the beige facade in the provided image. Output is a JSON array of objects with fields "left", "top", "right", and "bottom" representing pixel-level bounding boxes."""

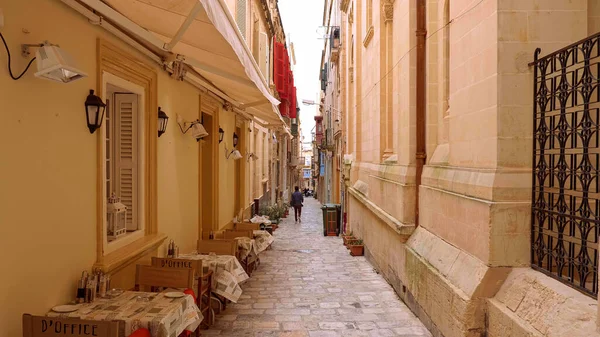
[
  {"left": 0, "top": 0, "right": 293, "bottom": 336},
  {"left": 329, "top": 0, "right": 600, "bottom": 336}
]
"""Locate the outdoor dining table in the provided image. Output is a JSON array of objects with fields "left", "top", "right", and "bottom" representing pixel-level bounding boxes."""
[
  {"left": 177, "top": 253, "right": 249, "bottom": 303},
  {"left": 47, "top": 290, "right": 202, "bottom": 337},
  {"left": 253, "top": 230, "right": 274, "bottom": 253},
  {"left": 235, "top": 237, "right": 258, "bottom": 260}
]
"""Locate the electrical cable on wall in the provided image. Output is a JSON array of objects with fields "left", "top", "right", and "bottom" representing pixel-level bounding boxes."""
[{"left": 0, "top": 32, "right": 36, "bottom": 80}]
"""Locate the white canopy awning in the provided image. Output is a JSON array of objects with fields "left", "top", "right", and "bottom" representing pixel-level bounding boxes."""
[{"left": 78, "top": 0, "right": 284, "bottom": 125}]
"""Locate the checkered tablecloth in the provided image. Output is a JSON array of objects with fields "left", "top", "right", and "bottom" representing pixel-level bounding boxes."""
[
  {"left": 253, "top": 230, "right": 274, "bottom": 253},
  {"left": 47, "top": 291, "right": 202, "bottom": 337},
  {"left": 177, "top": 254, "right": 249, "bottom": 303}
]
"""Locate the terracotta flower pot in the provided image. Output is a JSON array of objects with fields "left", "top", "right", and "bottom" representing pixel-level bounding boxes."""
[
  {"left": 349, "top": 244, "right": 364, "bottom": 256},
  {"left": 342, "top": 236, "right": 355, "bottom": 246}
]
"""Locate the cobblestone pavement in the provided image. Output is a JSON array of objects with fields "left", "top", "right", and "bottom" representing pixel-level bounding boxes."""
[{"left": 203, "top": 198, "right": 432, "bottom": 337}]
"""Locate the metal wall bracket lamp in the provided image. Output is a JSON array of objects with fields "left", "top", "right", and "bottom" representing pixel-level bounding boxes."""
[
  {"left": 177, "top": 113, "right": 208, "bottom": 141},
  {"left": 0, "top": 35, "right": 88, "bottom": 82},
  {"left": 225, "top": 132, "right": 242, "bottom": 160}
]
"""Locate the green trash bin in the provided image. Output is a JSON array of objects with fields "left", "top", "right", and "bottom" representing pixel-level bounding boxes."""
[{"left": 321, "top": 204, "right": 341, "bottom": 236}]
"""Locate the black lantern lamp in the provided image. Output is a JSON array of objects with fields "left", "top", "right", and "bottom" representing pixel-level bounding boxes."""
[
  {"left": 233, "top": 132, "right": 239, "bottom": 148},
  {"left": 85, "top": 89, "right": 106, "bottom": 134},
  {"left": 219, "top": 127, "right": 225, "bottom": 143},
  {"left": 158, "top": 107, "right": 169, "bottom": 137}
]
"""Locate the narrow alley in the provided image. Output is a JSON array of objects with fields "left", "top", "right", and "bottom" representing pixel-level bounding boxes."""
[{"left": 204, "top": 198, "right": 431, "bottom": 337}]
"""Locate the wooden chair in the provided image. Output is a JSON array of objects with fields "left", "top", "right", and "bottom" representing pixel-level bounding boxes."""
[
  {"left": 134, "top": 265, "right": 194, "bottom": 292},
  {"left": 196, "top": 239, "right": 237, "bottom": 256},
  {"left": 151, "top": 258, "right": 213, "bottom": 329},
  {"left": 22, "top": 314, "right": 118, "bottom": 337},
  {"left": 235, "top": 222, "right": 261, "bottom": 231},
  {"left": 222, "top": 230, "right": 257, "bottom": 276},
  {"left": 195, "top": 239, "right": 239, "bottom": 311},
  {"left": 223, "top": 229, "right": 254, "bottom": 240}
]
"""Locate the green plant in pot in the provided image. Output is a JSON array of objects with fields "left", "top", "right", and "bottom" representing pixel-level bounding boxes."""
[
  {"left": 348, "top": 239, "right": 364, "bottom": 256},
  {"left": 342, "top": 231, "right": 355, "bottom": 246},
  {"left": 282, "top": 202, "right": 290, "bottom": 217}
]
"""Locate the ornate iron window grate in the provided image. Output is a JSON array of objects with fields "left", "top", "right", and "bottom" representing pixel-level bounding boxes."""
[{"left": 531, "top": 33, "right": 600, "bottom": 297}]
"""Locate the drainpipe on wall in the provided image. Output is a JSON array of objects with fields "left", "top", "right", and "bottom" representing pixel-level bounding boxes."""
[{"left": 415, "top": 0, "right": 427, "bottom": 226}]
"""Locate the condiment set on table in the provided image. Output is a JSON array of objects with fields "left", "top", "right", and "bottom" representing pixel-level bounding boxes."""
[{"left": 51, "top": 269, "right": 114, "bottom": 313}]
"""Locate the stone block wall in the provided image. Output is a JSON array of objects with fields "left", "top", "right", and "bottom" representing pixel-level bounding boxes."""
[{"left": 488, "top": 269, "right": 600, "bottom": 337}]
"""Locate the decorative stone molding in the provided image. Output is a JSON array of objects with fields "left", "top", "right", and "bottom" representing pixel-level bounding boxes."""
[
  {"left": 223, "top": 101, "right": 233, "bottom": 112},
  {"left": 340, "top": 0, "right": 350, "bottom": 13},
  {"left": 382, "top": 0, "right": 394, "bottom": 22},
  {"left": 348, "top": 186, "right": 416, "bottom": 239},
  {"left": 363, "top": 26, "right": 374, "bottom": 47},
  {"left": 348, "top": 6, "right": 354, "bottom": 24}
]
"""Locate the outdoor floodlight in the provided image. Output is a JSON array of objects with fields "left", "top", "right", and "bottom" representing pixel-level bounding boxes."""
[{"left": 32, "top": 44, "right": 87, "bottom": 83}]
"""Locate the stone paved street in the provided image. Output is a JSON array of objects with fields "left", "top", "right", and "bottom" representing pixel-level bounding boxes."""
[{"left": 203, "top": 198, "right": 432, "bottom": 337}]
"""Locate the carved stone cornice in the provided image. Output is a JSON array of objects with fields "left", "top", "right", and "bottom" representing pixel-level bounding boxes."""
[
  {"left": 340, "top": 0, "right": 350, "bottom": 13},
  {"left": 383, "top": 0, "right": 394, "bottom": 22}
]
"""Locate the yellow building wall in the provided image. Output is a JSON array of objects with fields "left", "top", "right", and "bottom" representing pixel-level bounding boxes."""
[
  {"left": 217, "top": 109, "right": 237, "bottom": 229},
  {"left": 0, "top": 1, "right": 205, "bottom": 336},
  {"left": 157, "top": 73, "right": 201, "bottom": 254}
]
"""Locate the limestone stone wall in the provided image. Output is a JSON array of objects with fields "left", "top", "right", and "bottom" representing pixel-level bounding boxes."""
[
  {"left": 488, "top": 269, "right": 600, "bottom": 337},
  {"left": 344, "top": 0, "right": 600, "bottom": 336}
]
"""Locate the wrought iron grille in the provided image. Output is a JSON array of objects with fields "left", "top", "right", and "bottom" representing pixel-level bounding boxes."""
[{"left": 531, "top": 33, "right": 600, "bottom": 297}]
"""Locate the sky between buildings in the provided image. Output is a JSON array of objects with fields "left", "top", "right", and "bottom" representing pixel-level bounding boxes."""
[{"left": 278, "top": 0, "right": 325, "bottom": 143}]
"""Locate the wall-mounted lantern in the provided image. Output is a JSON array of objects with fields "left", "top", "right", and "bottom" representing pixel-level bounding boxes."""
[
  {"left": 233, "top": 132, "right": 239, "bottom": 148},
  {"left": 107, "top": 193, "right": 127, "bottom": 241},
  {"left": 219, "top": 127, "right": 225, "bottom": 143},
  {"left": 84, "top": 89, "right": 106, "bottom": 134},
  {"left": 158, "top": 107, "right": 169, "bottom": 137}
]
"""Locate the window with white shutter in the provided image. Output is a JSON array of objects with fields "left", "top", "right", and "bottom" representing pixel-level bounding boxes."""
[
  {"left": 259, "top": 32, "right": 269, "bottom": 82},
  {"left": 236, "top": 0, "right": 247, "bottom": 40},
  {"left": 106, "top": 90, "right": 140, "bottom": 242},
  {"left": 114, "top": 93, "right": 139, "bottom": 231}
]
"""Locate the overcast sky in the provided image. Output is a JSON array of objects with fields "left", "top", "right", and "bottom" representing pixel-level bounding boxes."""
[{"left": 278, "top": 0, "right": 325, "bottom": 144}]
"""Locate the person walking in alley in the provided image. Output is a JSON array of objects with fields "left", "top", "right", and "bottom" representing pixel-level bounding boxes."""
[{"left": 291, "top": 186, "right": 304, "bottom": 222}]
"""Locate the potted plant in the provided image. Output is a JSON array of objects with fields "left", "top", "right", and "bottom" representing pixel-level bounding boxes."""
[
  {"left": 283, "top": 202, "right": 290, "bottom": 217},
  {"left": 348, "top": 239, "right": 364, "bottom": 256},
  {"left": 342, "top": 231, "right": 354, "bottom": 246}
]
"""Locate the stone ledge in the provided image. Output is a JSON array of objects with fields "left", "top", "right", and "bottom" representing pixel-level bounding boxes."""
[
  {"left": 347, "top": 186, "right": 415, "bottom": 239},
  {"left": 407, "top": 226, "right": 510, "bottom": 299},
  {"left": 490, "top": 268, "right": 599, "bottom": 337},
  {"left": 419, "top": 185, "right": 531, "bottom": 267},
  {"left": 94, "top": 233, "right": 167, "bottom": 274},
  {"left": 353, "top": 161, "right": 416, "bottom": 185},
  {"left": 422, "top": 164, "right": 530, "bottom": 202}
]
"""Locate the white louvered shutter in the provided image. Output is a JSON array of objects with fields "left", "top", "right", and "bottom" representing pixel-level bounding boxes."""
[
  {"left": 114, "top": 93, "right": 138, "bottom": 231},
  {"left": 236, "top": 0, "right": 247, "bottom": 39},
  {"left": 259, "top": 32, "right": 269, "bottom": 81}
]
